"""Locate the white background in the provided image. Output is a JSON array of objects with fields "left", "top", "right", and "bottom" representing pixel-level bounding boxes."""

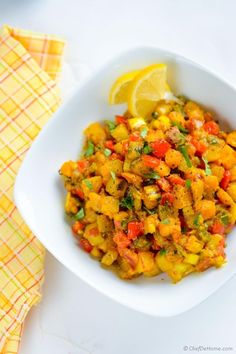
[{"left": 1, "top": 0, "right": 236, "bottom": 353}]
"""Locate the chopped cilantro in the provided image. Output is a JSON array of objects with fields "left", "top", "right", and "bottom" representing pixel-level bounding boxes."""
[
  {"left": 172, "top": 121, "right": 188, "bottom": 134},
  {"left": 104, "top": 148, "right": 112, "bottom": 157},
  {"left": 161, "top": 218, "right": 170, "bottom": 225},
  {"left": 105, "top": 120, "right": 116, "bottom": 131},
  {"left": 178, "top": 145, "right": 192, "bottom": 167},
  {"left": 185, "top": 179, "right": 191, "bottom": 189},
  {"left": 143, "top": 143, "right": 153, "bottom": 154},
  {"left": 144, "top": 171, "right": 160, "bottom": 180},
  {"left": 193, "top": 213, "right": 201, "bottom": 227},
  {"left": 159, "top": 249, "right": 167, "bottom": 255},
  {"left": 84, "top": 140, "right": 94, "bottom": 157},
  {"left": 110, "top": 171, "right": 116, "bottom": 181},
  {"left": 84, "top": 179, "right": 93, "bottom": 190},
  {"left": 143, "top": 206, "right": 156, "bottom": 215},
  {"left": 120, "top": 193, "right": 134, "bottom": 210},
  {"left": 221, "top": 214, "right": 229, "bottom": 226},
  {"left": 140, "top": 127, "right": 148, "bottom": 138},
  {"left": 202, "top": 157, "right": 212, "bottom": 176},
  {"left": 74, "top": 208, "right": 84, "bottom": 220}
]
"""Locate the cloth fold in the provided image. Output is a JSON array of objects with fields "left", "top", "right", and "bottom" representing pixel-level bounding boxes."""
[{"left": 0, "top": 25, "right": 65, "bottom": 354}]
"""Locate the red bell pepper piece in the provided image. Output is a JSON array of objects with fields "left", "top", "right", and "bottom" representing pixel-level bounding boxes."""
[
  {"left": 220, "top": 170, "right": 231, "bottom": 190},
  {"left": 157, "top": 177, "right": 171, "bottom": 192},
  {"left": 210, "top": 221, "right": 225, "bottom": 235},
  {"left": 71, "top": 188, "right": 84, "bottom": 200},
  {"left": 115, "top": 115, "right": 127, "bottom": 124},
  {"left": 113, "top": 231, "right": 131, "bottom": 249},
  {"left": 77, "top": 159, "right": 88, "bottom": 172},
  {"left": 127, "top": 221, "right": 144, "bottom": 240},
  {"left": 168, "top": 175, "right": 185, "bottom": 186},
  {"left": 190, "top": 137, "right": 207, "bottom": 155},
  {"left": 79, "top": 238, "right": 93, "bottom": 253},
  {"left": 160, "top": 192, "right": 174, "bottom": 205},
  {"left": 110, "top": 153, "right": 124, "bottom": 160},
  {"left": 142, "top": 155, "right": 161, "bottom": 168},
  {"left": 150, "top": 140, "right": 170, "bottom": 158},
  {"left": 203, "top": 121, "right": 219, "bottom": 135},
  {"left": 129, "top": 133, "right": 140, "bottom": 141},
  {"left": 105, "top": 140, "right": 115, "bottom": 151},
  {"left": 72, "top": 221, "right": 85, "bottom": 234}
]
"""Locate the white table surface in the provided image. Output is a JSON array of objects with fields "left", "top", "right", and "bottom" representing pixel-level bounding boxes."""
[{"left": 1, "top": 0, "right": 236, "bottom": 353}]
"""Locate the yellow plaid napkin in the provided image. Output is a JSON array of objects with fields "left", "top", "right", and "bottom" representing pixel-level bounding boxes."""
[{"left": 0, "top": 25, "right": 65, "bottom": 353}]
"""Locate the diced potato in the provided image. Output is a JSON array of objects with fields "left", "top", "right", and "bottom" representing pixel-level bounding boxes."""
[
  {"left": 100, "top": 160, "right": 123, "bottom": 182},
  {"left": 106, "top": 177, "right": 127, "bottom": 197},
  {"left": 156, "top": 253, "right": 173, "bottom": 272},
  {"left": 229, "top": 166, "right": 236, "bottom": 182},
  {"left": 143, "top": 185, "right": 160, "bottom": 201},
  {"left": 84, "top": 207, "right": 97, "bottom": 223},
  {"left": 155, "top": 161, "right": 170, "bottom": 177},
  {"left": 114, "top": 211, "right": 129, "bottom": 222},
  {"left": 168, "top": 262, "right": 193, "bottom": 283},
  {"left": 213, "top": 256, "right": 225, "bottom": 268},
  {"left": 203, "top": 144, "right": 223, "bottom": 162},
  {"left": 227, "top": 183, "right": 236, "bottom": 202},
  {"left": 121, "top": 172, "right": 143, "bottom": 187},
  {"left": 185, "top": 235, "right": 203, "bottom": 253},
  {"left": 207, "top": 234, "right": 224, "bottom": 250},
  {"left": 111, "top": 124, "right": 129, "bottom": 141},
  {"left": 136, "top": 252, "right": 155, "bottom": 273},
  {"left": 60, "top": 161, "right": 77, "bottom": 177},
  {"left": 155, "top": 101, "right": 172, "bottom": 115},
  {"left": 219, "top": 144, "right": 236, "bottom": 169},
  {"left": 184, "top": 253, "right": 199, "bottom": 265},
  {"left": 81, "top": 176, "right": 102, "bottom": 197},
  {"left": 184, "top": 101, "right": 204, "bottom": 120},
  {"left": 101, "top": 249, "right": 118, "bottom": 266},
  {"left": 211, "top": 164, "right": 225, "bottom": 182},
  {"left": 84, "top": 224, "right": 104, "bottom": 246},
  {"left": 204, "top": 175, "right": 219, "bottom": 192},
  {"left": 97, "top": 215, "right": 113, "bottom": 233},
  {"left": 226, "top": 131, "right": 236, "bottom": 147},
  {"left": 195, "top": 199, "right": 216, "bottom": 220},
  {"left": 230, "top": 203, "right": 236, "bottom": 223},
  {"left": 90, "top": 246, "right": 103, "bottom": 259},
  {"left": 152, "top": 115, "right": 170, "bottom": 131},
  {"left": 146, "top": 129, "right": 165, "bottom": 142},
  {"left": 119, "top": 248, "right": 138, "bottom": 269},
  {"left": 101, "top": 196, "right": 119, "bottom": 217},
  {"left": 159, "top": 217, "right": 181, "bottom": 237},
  {"left": 127, "top": 141, "right": 143, "bottom": 160},
  {"left": 217, "top": 188, "right": 234, "bottom": 206},
  {"left": 65, "top": 192, "right": 79, "bottom": 214},
  {"left": 132, "top": 188, "right": 142, "bottom": 211},
  {"left": 84, "top": 122, "right": 106, "bottom": 144},
  {"left": 144, "top": 215, "right": 157, "bottom": 234},
  {"left": 98, "top": 237, "right": 115, "bottom": 252},
  {"left": 128, "top": 117, "right": 146, "bottom": 130},
  {"left": 165, "top": 149, "right": 182, "bottom": 168},
  {"left": 173, "top": 185, "right": 192, "bottom": 209},
  {"left": 191, "top": 179, "right": 204, "bottom": 202},
  {"left": 86, "top": 192, "right": 102, "bottom": 212},
  {"left": 168, "top": 111, "right": 185, "bottom": 125}
]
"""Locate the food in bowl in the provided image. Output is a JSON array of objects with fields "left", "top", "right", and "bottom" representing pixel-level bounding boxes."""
[{"left": 59, "top": 64, "right": 236, "bottom": 283}]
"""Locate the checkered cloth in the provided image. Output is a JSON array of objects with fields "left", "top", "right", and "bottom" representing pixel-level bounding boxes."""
[{"left": 0, "top": 25, "right": 65, "bottom": 353}]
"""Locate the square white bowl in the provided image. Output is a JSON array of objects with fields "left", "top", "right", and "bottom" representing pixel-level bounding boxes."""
[{"left": 14, "top": 47, "right": 236, "bottom": 317}]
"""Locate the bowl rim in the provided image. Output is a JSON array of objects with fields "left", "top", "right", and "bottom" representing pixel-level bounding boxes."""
[{"left": 14, "top": 45, "right": 236, "bottom": 317}]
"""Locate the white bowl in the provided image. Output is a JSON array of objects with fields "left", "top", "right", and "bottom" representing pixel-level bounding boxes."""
[{"left": 14, "top": 47, "right": 236, "bottom": 317}]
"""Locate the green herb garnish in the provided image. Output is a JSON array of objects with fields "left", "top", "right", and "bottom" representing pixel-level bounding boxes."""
[
  {"left": 185, "top": 179, "right": 191, "bottom": 189},
  {"left": 159, "top": 249, "right": 167, "bottom": 255},
  {"left": 193, "top": 213, "right": 201, "bottom": 227},
  {"left": 84, "top": 140, "right": 94, "bottom": 157},
  {"left": 140, "top": 127, "right": 148, "bottom": 138},
  {"left": 104, "top": 148, "right": 112, "bottom": 157},
  {"left": 84, "top": 179, "right": 93, "bottom": 190},
  {"left": 120, "top": 193, "right": 134, "bottom": 210},
  {"left": 105, "top": 120, "right": 116, "bottom": 131},
  {"left": 144, "top": 171, "right": 160, "bottom": 180},
  {"left": 143, "top": 143, "right": 153, "bottom": 154},
  {"left": 172, "top": 121, "right": 188, "bottom": 134},
  {"left": 74, "top": 207, "right": 84, "bottom": 220},
  {"left": 178, "top": 145, "right": 192, "bottom": 167},
  {"left": 202, "top": 157, "right": 212, "bottom": 176},
  {"left": 221, "top": 214, "right": 229, "bottom": 226},
  {"left": 161, "top": 218, "right": 170, "bottom": 225},
  {"left": 110, "top": 171, "right": 116, "bottom": 181},
  {"left": 143, "top": 206, "right": 156, "bottom": 215}
]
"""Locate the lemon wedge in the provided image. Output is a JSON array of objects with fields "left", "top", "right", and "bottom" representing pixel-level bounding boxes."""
[
  {"left": 109, "top": 70, "right": 140, "bottom": 104},
  {"left": 128, "top": 64, "right": 167, "bottom": 117}
]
